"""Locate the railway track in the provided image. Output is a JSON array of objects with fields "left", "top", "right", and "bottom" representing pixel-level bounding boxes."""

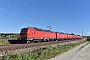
[
  {"left": 0, "top": 38, "right": 87, "bottom": 57},
  {"left": 0, "top": 40, "right": 72, "bottom": 51}
]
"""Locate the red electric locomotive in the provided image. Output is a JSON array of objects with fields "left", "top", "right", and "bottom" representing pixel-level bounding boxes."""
[
  {"left": 20, "top": 27, "right": 56, "bottom": 43},
  {"left": 8, "top": 27, "right": 82, "bottom": 44},
  {"left": 19, "top": 27, "right": 82, "bottom": 43}
]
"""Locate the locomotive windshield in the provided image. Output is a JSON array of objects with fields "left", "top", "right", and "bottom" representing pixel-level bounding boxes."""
[{"left": 21, "top": 29, "right": 27, "bottom": 33}]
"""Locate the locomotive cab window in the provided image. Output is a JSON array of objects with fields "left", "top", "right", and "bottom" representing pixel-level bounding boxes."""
[{"left": 21, "top": 29, "right": 27, "bottom": 33}]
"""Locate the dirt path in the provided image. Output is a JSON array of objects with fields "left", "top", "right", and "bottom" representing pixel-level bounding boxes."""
[{"left": 49, "top": 42, "right": 90, "bottom": 60}]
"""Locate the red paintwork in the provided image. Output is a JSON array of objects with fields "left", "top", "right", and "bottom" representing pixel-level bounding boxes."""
[
  {"left": 56, "top": 32, "right": 67, "bottom": 39},
  {"left": 54, "top": 32, "right": 82, "bottom": 39},
  {"left": 21, "top": 27, "right": 56, "bottom": 39},
  {"left": 20, "top": 27, "right": 82, "bottom": 40}
]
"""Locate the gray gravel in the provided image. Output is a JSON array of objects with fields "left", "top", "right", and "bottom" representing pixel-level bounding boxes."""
[{"left": 49, "top": 42, "right": 90, "bottom": 60}]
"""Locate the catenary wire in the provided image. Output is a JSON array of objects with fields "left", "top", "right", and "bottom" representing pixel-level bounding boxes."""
[{"left": 4, "top": 0, "right": 57, "bottom": 26}]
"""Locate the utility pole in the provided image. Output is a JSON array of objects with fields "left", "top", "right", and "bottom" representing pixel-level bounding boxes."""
[
  {"left": 82, "top": 30, "right": 83, "bottom": 37},
  {"left": 65, "top": 30, "right": 68, "bottom": 40},
  {"left": 85, "top": 34, "right": 86, "bottom": 37},
  {"left": 65, "top": 30, "right": 66, "bottom": 34}
]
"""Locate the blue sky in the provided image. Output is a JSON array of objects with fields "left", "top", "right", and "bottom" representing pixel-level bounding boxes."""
[{"left": 0, "top": 0, "right": 90, "bottom": 36}]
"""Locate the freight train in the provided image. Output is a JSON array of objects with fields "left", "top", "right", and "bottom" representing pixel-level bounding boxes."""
[{"left": 8, "top": 27, "right": 82, "bottom": 44}]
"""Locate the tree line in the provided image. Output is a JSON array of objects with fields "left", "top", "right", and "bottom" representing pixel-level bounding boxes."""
[{"left": 0, "top": 33, "right": 20, "bottom": 39}]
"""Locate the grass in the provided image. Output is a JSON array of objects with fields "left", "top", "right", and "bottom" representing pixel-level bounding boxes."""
[
  {"left": 0, "top": 39, "right": 9, "bottom": 45},
  {"left": 2, "top": 41, "right": 86, "bottom": 60}
]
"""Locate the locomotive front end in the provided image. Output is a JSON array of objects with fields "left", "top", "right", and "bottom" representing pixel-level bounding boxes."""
[{"left": 20, "top": 28, "right": 29, "bottom": 40}]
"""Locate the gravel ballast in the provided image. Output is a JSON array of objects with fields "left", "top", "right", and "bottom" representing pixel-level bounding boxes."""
[{"left": 49, "top": 42, "right": 89, "bottom": 60}]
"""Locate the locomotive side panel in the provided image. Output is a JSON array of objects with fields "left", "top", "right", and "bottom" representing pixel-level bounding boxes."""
[{"left": 20, "top": 27, "right": 56, "bottom": 42}]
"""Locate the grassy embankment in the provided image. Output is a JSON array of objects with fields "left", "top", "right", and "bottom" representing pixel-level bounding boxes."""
[
  {"left": 0, "top": 39, "right": 9, "bottom": 45},
  {"left": 3, "top": 41, "right": 86, "bottom": 60}
]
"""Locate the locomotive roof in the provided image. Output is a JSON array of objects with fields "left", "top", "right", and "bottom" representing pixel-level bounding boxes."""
[
  {"left": 58, "top": 32, "right": 76, "bottom": 35},
  {"left": 23, "top": 27, "right": 77, "bottom": 35},
  {"left": 28, "top": 27, "right": 54, "bottom": 32},
  {"left": 34, "top": 27, "right": 54, "bottom": 32}
]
